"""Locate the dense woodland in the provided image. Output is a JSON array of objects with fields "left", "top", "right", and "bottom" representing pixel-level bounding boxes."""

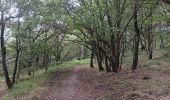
[{"left": 0, "top": 0, "right": 170, "bottom": 93}]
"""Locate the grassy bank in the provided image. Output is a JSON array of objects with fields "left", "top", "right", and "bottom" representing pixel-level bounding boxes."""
[{"left": 2, "top": 59, "right": 90, "bottom": 100}]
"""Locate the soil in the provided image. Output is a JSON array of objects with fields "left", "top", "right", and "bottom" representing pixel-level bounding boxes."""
[{"left": 36, "top": 63, "right": 170, "bottom": 100}]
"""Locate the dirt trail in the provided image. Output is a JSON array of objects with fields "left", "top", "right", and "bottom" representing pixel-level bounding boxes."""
[
  {"left": 39, "top": 66, "right": 92, "bottom": 100},
  {"left": 36, "top": 63, "right": 170, "bottom": 100}
]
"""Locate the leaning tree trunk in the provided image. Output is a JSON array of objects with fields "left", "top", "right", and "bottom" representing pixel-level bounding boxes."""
[
  {"left": 0, "top": 11, "right": 13, "bottom": 88},
  {"left": 132, "top": 0, "right": 140, "bottom": 71},
  {"left": 12, "top": 14, "right": 21, "bottom": 84},
  {"left": 12, "top": 41, "right": 20, "bottom": 84}
]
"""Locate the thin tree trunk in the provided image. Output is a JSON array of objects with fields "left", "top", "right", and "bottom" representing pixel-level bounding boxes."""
[
  {"left": 160, "top": 35, "right": 165, "bottom": 49},
  {"left": 44, "top": 35, "right": 48, "bottom": 72},
  {"left": 105, "top": 55, "right": 111, "bottom": 72},
  {"left": 148, "top": 26, "right": 153, "bottom": 59},
  {"left": 132, "top": 0, "right": 140, "bottom": 71},
  {"left": 12, "top": 14, "right": 21, "bottom": 84},
  {"left": 90, "top": 50, "right": 94, "bottom": 68},
  {"left": 148, "top": 8, "right": 153, "bottom": 60},
  {"left": 12, "top": 45, "right": 19, "bottom": 83},
  {"left": 17, "top": 51, "right": 23, "bottom": 79},
  {"left": 0, "top": 11, "right": 13, "bottom": 88},
  {"left": 43, "top": 52, "right": 48, "bottom": 72},
  {"left": 141, "top": 40, "right": 145, "bottom": 51},
  {"left": 96, "top": 52, "right": 104, "bottom": 71}
]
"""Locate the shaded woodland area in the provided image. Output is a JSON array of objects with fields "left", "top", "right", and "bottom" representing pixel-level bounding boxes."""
[{"left": 0, "top": 0, "right": 170, "bottom": 99}]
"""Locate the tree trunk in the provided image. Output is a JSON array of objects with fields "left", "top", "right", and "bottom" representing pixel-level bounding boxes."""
[
  {"left": 54, "top": 34, "right": 61, "bottom": 62},
  {"left": 90, "top": 50, "right": 94, "bottom": 68},
  {"left": 132, "top": 0, "right": 140, "bottom": 71},
  {"left": 43, "top": 52, "right": 48, "bottom": 72},
  {"left": 0, "top": 11, "right": 13, "bottom": 88},
  {"left": 96, "top": 52, "right": 104, "bottom": 71},
  {"left": 12, "top": 45, "right": 19, "bottom": 84},
  {"left": 17, "top": 51, "right": 23, "bottom": 79},
  {"left": 141, "top": 40, "right": 146, "bottom": 51},
  {"left": 147, "top": 8, "right": 154, "bottom": 60},
  {"left": 12, "top": 14, "right": 21, "bottom": 84},
  {"left": 160, "top": 35, "right": 165, "bottom": 49},
  {"left": 148, "top": 27, "right": 153, "bottom": 60},
  {"left": 104, "top": 55, "right": 111, "bottom": 72}
]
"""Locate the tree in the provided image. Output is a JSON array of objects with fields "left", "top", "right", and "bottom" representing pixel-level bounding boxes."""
[
  {"left": 132, "top": 0, "right": 140, "bottom": 71},
  {"left": 0, "top": 2, "right": 13, "bottom": 88},
  {"left": 0, "top": 0, "right": 21, "bottom": 88},
  {"left": 12, "top": 12, "right": 21, "bottom": 84}
]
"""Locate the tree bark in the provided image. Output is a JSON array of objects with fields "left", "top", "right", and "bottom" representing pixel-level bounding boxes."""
[
  {"left": 44, "top": 32, "right": 48, "bottom": 72},
  {"left": 96, "top": 51, "right": 104, "bottom": 71},
  {"left": 132, "top": 0, "right": 140, "bottom": 71},
  {"left": 90, "top": 50, "right": 94, "bottom": 68},
  {"left": 148, "top": 25, "right": 153, "bottom": 60},
  {"left": 147, "top": 7, "right": 154, "bottom": 60},
  {"left": 0, "top": 11, "right": 13, "bottom": 88},
  {"left": 12, "top": 42, "right": 20, "bottom": 83},
  {"left": 104, "top": 55, "right": 111, "bottom": 72},
  {"left": 12, "top": 14, "right": 21, "bottom": 84},
  {"left": 160, "top": 35, "right": 165, "bottom": 49}
]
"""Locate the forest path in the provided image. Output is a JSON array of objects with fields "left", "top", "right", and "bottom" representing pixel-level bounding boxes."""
[
  {"left": 38, "top": 63, "right": 170, "bottom": 100},
  {"left": 39, "top": 66, "right": 92, "bottom": 100}
]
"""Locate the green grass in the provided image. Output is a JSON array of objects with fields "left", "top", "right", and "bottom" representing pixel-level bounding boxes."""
[{"left": 2, "top": 59, "right": 90, "bottom": 100}]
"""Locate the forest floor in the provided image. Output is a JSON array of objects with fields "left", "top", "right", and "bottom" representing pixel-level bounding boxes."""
[
  {"left": 36, "top": 63, "right": 170, "bottom": 100},
  {"left": 1, "top": 51, "right": 170, "bottom": 100},
  {"left": 37, "top": 55, "right": 170, "bottom": 100}
]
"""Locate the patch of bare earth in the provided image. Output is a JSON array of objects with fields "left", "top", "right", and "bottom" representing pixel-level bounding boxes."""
[
  {"left": 37, "top": 66, "right": 92, "bottom": 100},
  {"left": 30, "top": 62, "right": 170, "bottom": 100}
]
